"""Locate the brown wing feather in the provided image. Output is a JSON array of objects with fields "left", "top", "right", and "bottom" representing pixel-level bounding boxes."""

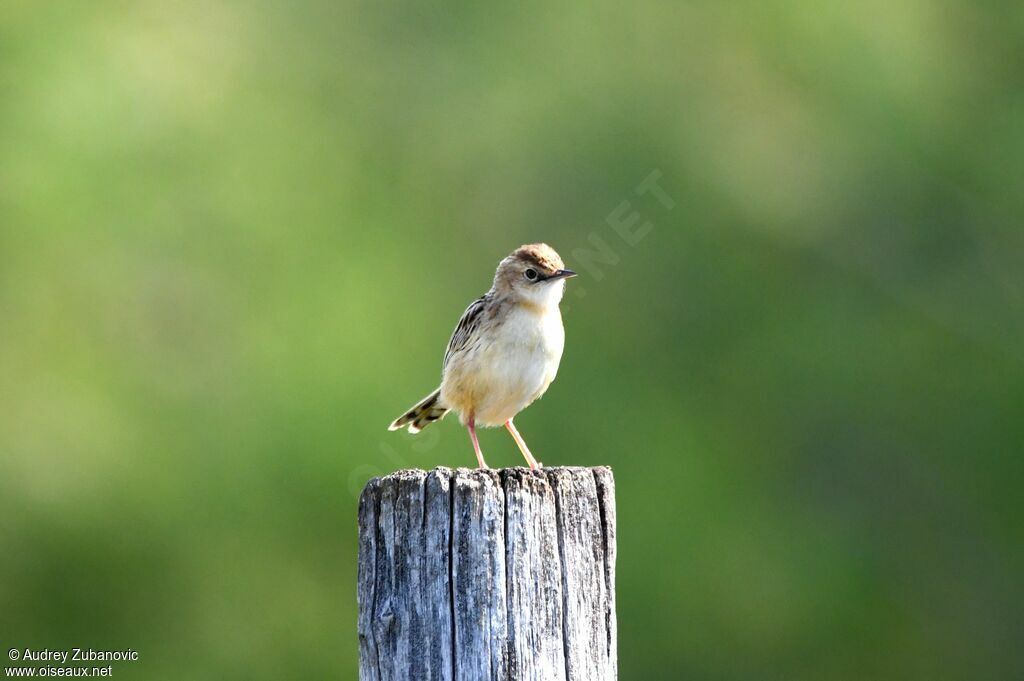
[{"left": 443, "top": 295, "right": 488, "bottom": 370}]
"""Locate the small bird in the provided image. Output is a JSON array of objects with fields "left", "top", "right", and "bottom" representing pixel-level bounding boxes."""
[{"left": 388, "top": 243, "right": 576, "bottom": 470}]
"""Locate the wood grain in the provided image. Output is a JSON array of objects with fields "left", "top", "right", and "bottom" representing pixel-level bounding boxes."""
[{"left": 357, "top": 467, "right": 616, "bottom": 681}]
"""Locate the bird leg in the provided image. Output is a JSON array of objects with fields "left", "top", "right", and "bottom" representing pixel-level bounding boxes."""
[
  {"left": 505, "top": 418, "right": 540, "bottom": 470},
  {"left": 467, "top": 416, "right": 489, "bottom": 469}
]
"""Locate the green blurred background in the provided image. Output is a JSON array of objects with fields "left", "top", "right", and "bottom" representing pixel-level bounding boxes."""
[{"left": 2, "top": 1, "right": 1023, "bottom": 679}]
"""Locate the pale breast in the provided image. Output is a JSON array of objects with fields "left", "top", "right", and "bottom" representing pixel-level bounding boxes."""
[{"left": 441, "top": 304, "right": 564, "bottom": 426}]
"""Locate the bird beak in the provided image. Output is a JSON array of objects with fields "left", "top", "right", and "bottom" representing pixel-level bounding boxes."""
[{"left": 550, "top": 269, "right": 577, "bottom": 280}]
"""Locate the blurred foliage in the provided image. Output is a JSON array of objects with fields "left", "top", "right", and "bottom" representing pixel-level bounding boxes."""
[{"left": 2, "top": 1, "right": 1023, "bottom": 679}]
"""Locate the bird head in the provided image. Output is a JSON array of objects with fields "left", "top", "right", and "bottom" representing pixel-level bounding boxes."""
[{"left": 493, "top": 243, "right": 576, "bottom": 306}]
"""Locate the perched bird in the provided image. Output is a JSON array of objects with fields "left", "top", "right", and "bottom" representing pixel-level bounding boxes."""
[{"left": 388, "top": 243, "right": 576, "bottom": 469}]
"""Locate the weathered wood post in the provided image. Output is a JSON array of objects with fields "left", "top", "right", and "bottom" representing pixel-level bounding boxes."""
[{"left": 357, "top": 466, "right": 616, "bottom": 681}]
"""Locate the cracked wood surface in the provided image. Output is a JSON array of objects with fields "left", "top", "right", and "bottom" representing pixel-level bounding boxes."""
[{"left": 357, "top": 467, "right": 616, "bottom": 681}]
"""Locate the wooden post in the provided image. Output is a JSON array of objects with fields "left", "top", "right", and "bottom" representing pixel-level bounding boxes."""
[{"left": 357, "top": 466, "right": 617, "bottom": 681}]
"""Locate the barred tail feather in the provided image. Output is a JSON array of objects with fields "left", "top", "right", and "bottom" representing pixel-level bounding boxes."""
[{"left": 388, "top": 388, "right": 449, "bottom": 434}]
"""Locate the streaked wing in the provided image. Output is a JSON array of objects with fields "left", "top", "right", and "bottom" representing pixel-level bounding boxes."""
[{"left": 443, "top": 295, "right": 488, "bottom": 370}]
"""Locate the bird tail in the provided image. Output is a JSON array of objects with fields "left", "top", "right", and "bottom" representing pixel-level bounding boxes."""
[{"left": 388, "top": 388, "right": 449, "bottom": 434}]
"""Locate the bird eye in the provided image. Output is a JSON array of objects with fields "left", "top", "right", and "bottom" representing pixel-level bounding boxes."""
[{"left": 524, "top": 268, "right": 538, "bottom": 281}]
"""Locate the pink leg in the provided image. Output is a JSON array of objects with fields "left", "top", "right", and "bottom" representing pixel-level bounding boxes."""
[
  {"left": 467, "top": 417, "right": 489, "bottom": 469},
  {"left": 505, "top": 418, "right": 540, "bottom": 470}
]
